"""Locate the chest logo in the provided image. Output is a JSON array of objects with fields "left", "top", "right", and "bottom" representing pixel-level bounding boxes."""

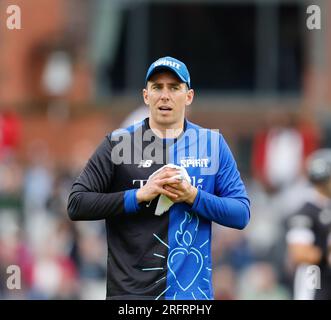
[{"left": 138, "top": 160, "right": 154, "bottom": 168}]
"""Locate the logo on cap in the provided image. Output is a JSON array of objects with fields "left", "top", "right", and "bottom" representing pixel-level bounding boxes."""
[{"left": 154, "top": 59, "right": 181, "bottom": 70}]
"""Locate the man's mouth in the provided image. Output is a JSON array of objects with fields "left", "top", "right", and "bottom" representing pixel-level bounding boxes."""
[{"left": 158, "top": 106, "right": 172, "bottom": 111}]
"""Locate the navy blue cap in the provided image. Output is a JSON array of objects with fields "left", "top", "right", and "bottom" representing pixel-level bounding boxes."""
[{"left": 145, "top": 56, "right": 191, "bottom": 88}]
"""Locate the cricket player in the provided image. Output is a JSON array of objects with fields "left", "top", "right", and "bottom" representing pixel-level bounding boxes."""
[
  {"left": 68, "top": 56, "right": 250, "bottom": 300},
  {"left": 286, "top": 149, "right": 331, "bottom": 300}
]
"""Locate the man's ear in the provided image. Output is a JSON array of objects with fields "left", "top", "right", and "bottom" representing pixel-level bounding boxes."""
[
  {"left": 143, "top": 88, "right": 149, "bottom": 105},
  {"left": 186, "top": 89, "right": 194, "bottom": 106}
]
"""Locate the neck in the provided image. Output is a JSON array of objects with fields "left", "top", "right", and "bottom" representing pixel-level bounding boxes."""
[{"left": 148, "top": 118, "right": 184, "bottom": 139}]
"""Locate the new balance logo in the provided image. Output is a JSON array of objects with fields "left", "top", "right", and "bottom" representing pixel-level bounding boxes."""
[{"left": 138, "top": 160, "right": 153, "bottom": 168}]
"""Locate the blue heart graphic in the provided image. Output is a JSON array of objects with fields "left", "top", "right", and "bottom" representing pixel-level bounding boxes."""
[{"left": 167, "top": 247, "right": 203, "bottom": 291}]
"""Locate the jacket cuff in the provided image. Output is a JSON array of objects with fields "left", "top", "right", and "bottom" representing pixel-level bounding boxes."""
[
  {"left": 191, "top": 188, "right": 201, "bottom": 212},
  {"left": 124, "top": 189, "right": 140, "bottom": 214}
]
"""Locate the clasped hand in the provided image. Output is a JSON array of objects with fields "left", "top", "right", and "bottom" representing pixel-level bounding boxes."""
[{"left": 136, "top": 167, "right": 197, "bottom": 205}]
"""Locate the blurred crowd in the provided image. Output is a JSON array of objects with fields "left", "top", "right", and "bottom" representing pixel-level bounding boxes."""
[
  {"left": 0, "top": 105, "right": 330, "bottom": 300},
  {"left": 0, "top": 110, "right": 107, "bottom": 299}
]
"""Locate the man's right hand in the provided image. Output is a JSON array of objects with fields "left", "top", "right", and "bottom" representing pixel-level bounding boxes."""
[{"left": 136, "top": 167, "right": 182, "bottom": 203}]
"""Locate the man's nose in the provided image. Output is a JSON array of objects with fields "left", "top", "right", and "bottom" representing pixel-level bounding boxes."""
[{"left": 160, "top": 88, "right": 170, "bottom": 100}]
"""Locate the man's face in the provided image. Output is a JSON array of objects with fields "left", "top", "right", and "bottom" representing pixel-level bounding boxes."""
[{"left": 143, "top": 71, "right": 194, "bottom": 128}]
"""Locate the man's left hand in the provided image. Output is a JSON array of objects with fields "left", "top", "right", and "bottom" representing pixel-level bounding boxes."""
[{"left": 163, "top": 180, "right": 198, "bottom": 205}]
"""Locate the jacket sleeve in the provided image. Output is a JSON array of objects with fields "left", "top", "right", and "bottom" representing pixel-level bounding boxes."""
[
  {"left": 67, "top": 135, "right": 140, "bottom": 221},
  {"left": 191, "top": 134, "right": 250, "bottom": 229}
]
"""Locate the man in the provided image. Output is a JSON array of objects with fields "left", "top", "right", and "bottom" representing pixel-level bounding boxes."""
[
  {"left": 286, "top": 149, "right": 331, "bottom": 300},
  {"left": 67, "top": 56, "right": 250, "bottom": 300}
]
